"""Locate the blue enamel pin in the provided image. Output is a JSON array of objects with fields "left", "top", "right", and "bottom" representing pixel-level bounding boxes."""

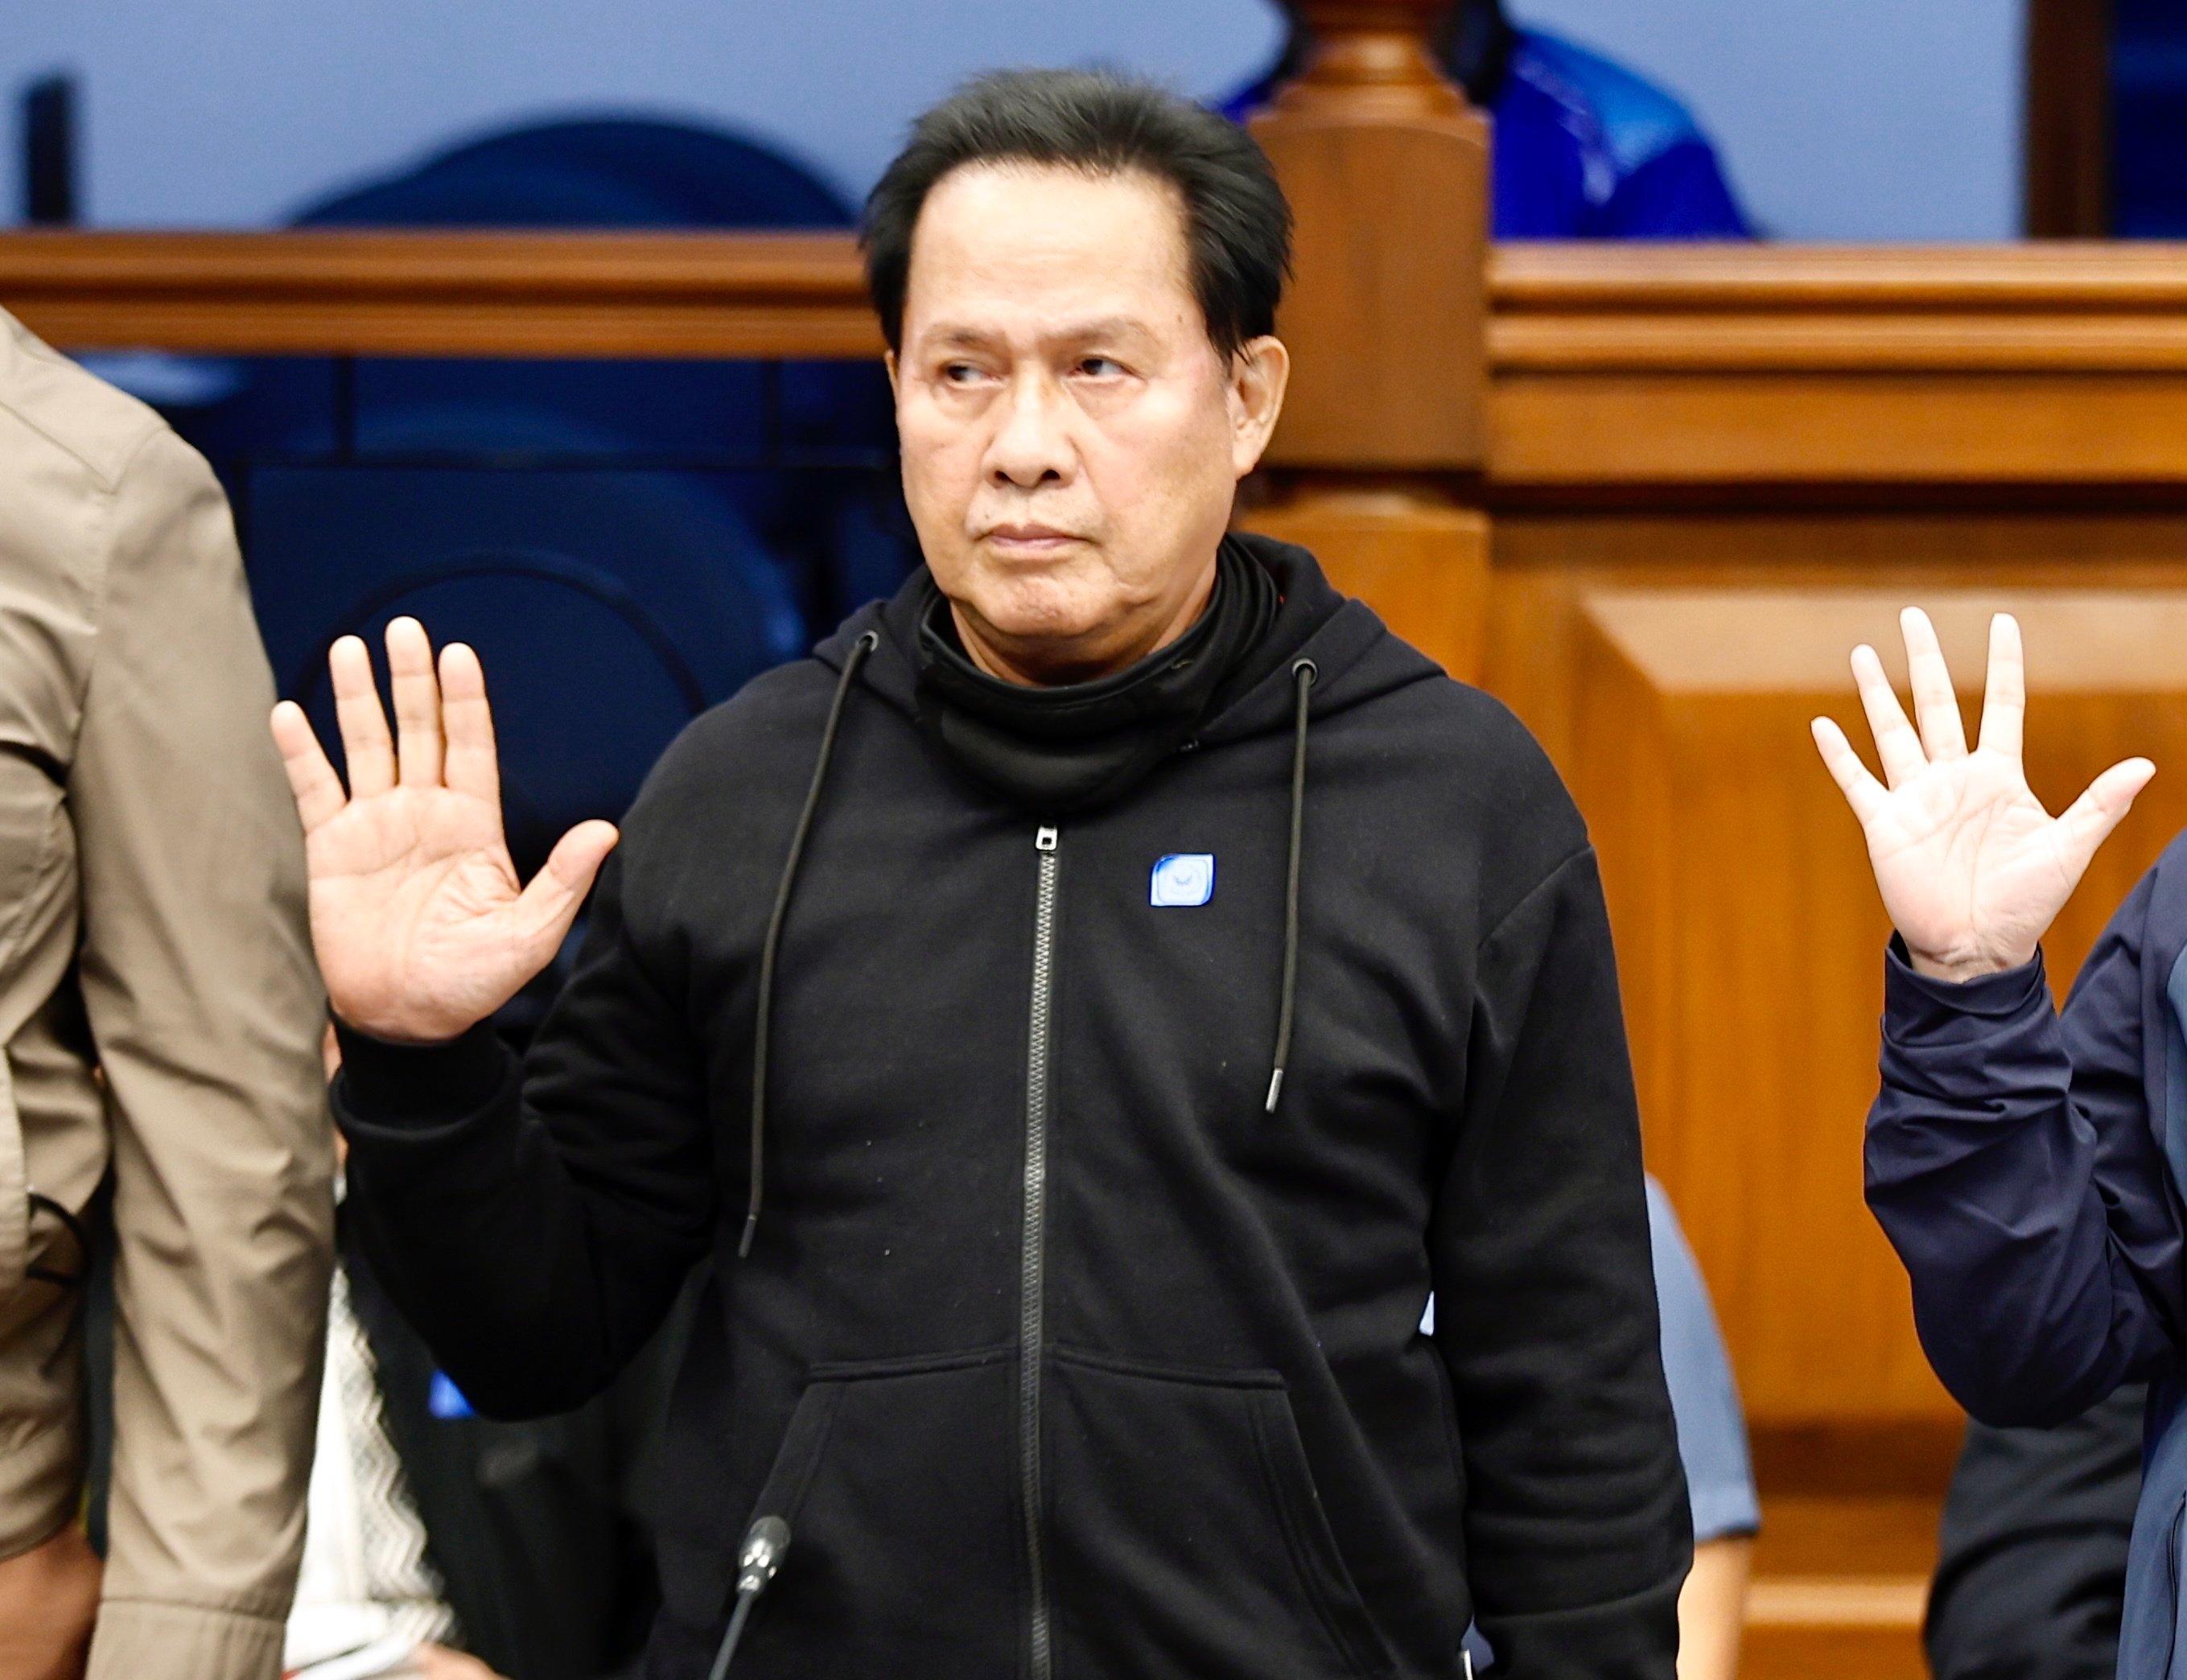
[{"left": 1150, "top": 854, "right": 1216, "bottom": 907}]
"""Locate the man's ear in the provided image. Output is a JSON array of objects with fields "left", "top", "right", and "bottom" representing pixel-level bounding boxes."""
[
  {"left": 885, "top": 350, "right": 900, "bottom": 400},
  {"left": 1227, "top": 336, "right": 1291, "bottom": 478}
]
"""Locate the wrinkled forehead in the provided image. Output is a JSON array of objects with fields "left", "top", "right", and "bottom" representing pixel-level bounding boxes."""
[{"left": 901, "top": 162, "right": 1202, "bottom": 350}]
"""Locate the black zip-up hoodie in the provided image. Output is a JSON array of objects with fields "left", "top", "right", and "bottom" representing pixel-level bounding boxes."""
[{"left": 335, "top": 536, "right": 1689, "bottom": 1679}]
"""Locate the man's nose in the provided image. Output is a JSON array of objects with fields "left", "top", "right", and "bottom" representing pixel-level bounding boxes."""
[{"left": 986, "top": 373, "right": 1075, "bottom": 488}]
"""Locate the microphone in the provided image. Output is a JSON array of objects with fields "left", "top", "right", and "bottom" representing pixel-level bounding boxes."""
[
  {"left": 735, "top": 1515, "right": 792, "bottom": 1595},
  {"left": 705, "top": 1515, "right": 793, "bottom": 1680}
]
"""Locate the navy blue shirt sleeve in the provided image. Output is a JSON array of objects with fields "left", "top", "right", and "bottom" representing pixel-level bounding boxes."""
[{"left": 1865, "top": 875, "right": 2187, "bottom": 1427}]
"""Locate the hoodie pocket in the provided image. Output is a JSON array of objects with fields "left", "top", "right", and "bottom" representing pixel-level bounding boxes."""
[
  {"left": 1047, "top": 1348, "right": 1394, "bottom": 1680},
  {"left": 733, "top": 1344, "right": 1023, "bottom": 1678}
]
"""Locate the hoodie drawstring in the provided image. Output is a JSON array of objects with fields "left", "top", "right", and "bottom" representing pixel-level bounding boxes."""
[
  {"left": 1266, "top": 657, "right": 1316, "bottom": 1114},
  {"left": 746, "top": 628, "right": 1312, "bottom": 1246},
  {"left": 743, "top": 629, "right": 877, "bottom": 1258}
]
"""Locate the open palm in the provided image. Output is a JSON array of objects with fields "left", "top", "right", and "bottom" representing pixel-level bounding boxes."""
[
  {"left": 1812, "top": 608, "right": 2154, "bottom": 982},
  {"left": 271, "top": 619, "right": 618, "bottom": 1043}
]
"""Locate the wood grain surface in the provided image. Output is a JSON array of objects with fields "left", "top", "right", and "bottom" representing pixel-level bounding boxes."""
[
  {"left": 1489, "top": 516, "right": 2187, "bottom": 1435},
  {"left": 0, "top": 229, "right": 879, "bottom": 358},
  {"left": 1249, "top": 1, "right": 1489, "bottom": 469},
  {"left": 1239, "top": 485, "right": 1489, "bottom": 682}
]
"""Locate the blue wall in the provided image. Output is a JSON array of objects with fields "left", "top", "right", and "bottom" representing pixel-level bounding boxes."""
[
  {"left": 5, "top": 0, "right": 2022, "bottom": 240},
  {"left": 1527, "top": 0, "right": 2025, "bottom": 241},
  {"left": 3, "top": 0, "right": 1280, "bottom": 226}
]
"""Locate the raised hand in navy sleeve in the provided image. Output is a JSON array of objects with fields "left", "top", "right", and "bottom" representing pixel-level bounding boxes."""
[{"left": 1812, "top": 607, "right": 2155, "bottom": 981}]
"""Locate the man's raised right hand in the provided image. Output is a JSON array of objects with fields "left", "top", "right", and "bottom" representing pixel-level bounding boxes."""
[{"left": 271, "top": 617, "right": 620, "bottom": 1044}]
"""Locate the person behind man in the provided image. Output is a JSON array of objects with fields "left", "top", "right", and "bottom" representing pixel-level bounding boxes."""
[
  {"left": 1927, "top": 1385, "right": 2142, "bottom": 1679},
  {"left": 0, "top": 307, "right": 332, "bottom": 1679},
  {"left": 1810, "top": 607, "right": 2187, "bottom": 1668},
  {"left": 1223, "top": 0, "right": 1752, "bottom": 240},
  {"left": 282, "top": 1115, "right": 673, "bottom": 1680},
  {"left": 1645, "top": 1181, "right": 1757, "bottom": 1680},
  {"left": 284, "top": 71, "right": 1689, "bottom": 1675}
]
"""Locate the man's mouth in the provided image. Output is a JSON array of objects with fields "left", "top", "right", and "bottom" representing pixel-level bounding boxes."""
[{"left": 982, "top": 524, "right": 1085, "bottom": 555}]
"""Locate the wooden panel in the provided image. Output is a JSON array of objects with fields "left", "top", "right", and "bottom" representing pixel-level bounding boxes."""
[
  {"left": 1488, "top": 245, "right": 2187, "bottom": 487},
  {"left": 16, "top": 238, "right": 2187, "bottom": 493},
  {"left": 1251, "top": 6, "right": 1489, "bottom": 469},
  {"left": 1571, "top": 593, "right": 1934, "bottom": 1421},
  {"left": 1485, "top": 513, "right": 2187, "bottom": 766},
  {"left": 1240, "top": 488, "right": 1488, "bottom": 683},
  {"left": 1755, "top": 1497, "right": 1941, "bottom": 1579},
  {"left": 1489, "top": 248, "right": 2187, "bottom": 422},
  {"left": 1496, "top": 315, "right": 2187, "bottom": 373},
  {"left": 0, "top": 229, "right": 880, "bottom": 358},
  {"left": 1748, "top": 1580, "right": 1925, "bottom": 1636},
  {"left": 1490, "top": 243, "right": 2187, "bottom": 314},
  {"left": 1253, "top": 117, "right": 1489, "bottom": 468},
  {"left": 1744, "top": 1495, "right": 1935, "bottom": 1680},
  {"left": 1749, "top": 1417, "right": 1961, "bottom": 1501},
  {"left": 1560, "top": 577, "right": 2187, "bottom": 1427},
  {"left": 1489, "top": 521, "right": 2187, "bottom": 1451},
  {"left": 1742, "top": 1620, "right": 1925, "bottom": 1680},
  {"left": 1493, "top": 373, "right": 2187, "bottom": 486}
]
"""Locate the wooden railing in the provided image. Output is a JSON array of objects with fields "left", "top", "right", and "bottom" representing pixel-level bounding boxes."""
[
  {"left": 1493, "top": 244, "right": 2187, "bottom": 487},
  {"left": 0, "top": 229, "right": 879, "bottom": 358},
  {"left": 19, "top": 232, "right": 2187, "bottom": 488}
]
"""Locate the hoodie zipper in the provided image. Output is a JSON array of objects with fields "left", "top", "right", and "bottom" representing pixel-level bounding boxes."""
[{"left": 1021, "top": 823, "right": 1060, "bottom": 1680}]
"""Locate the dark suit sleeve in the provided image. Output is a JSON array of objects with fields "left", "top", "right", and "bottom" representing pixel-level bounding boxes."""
[
  {"left": 1865, "top": 867, "right": 2187, "bottom": 1429},
  {"left": 1925, "top": 1384, "right": 2144, "bottom": 1680},
  {"left": 1435, "top": 847, "right": 1689, "bottom": 1677}
]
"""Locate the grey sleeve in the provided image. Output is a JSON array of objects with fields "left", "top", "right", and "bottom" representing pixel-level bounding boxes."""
[{"left": 1645, "top": 1177, "right": 1759, "bottom": 1543}]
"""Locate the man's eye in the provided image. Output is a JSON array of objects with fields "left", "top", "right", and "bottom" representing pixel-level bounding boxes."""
[
  {"left": 941, "top": 362, "right": 986, "bottom": 385},
  {"left": 1077, "top": 357, "right": 1126, "bottom": 378}
]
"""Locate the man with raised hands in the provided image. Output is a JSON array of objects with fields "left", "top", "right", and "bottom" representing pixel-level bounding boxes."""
[
  {"left": 1813, "top": 607, "right": 2187, "bottom": 1670},
  {"left": 276, "top": 68, "right": 1687, "bottom": 1680}
]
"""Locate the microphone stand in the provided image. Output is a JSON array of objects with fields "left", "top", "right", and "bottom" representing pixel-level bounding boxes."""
[{"left": 704, "top": 1514, "right": 792, "bottom": 1680}]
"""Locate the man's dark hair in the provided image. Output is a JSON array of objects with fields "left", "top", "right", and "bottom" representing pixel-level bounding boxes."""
[{"left": 862, "top": 69, "right": 1292, "bottom": 360}]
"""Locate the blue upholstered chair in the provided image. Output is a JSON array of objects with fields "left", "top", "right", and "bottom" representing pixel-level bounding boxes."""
[{"left": 197, "top": 117, "right": 919, "bottom": 1036}]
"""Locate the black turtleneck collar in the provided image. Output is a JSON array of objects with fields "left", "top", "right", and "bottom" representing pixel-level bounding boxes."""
[{"left": 913, "top": 537, "right": 1279, "bottom": 814}]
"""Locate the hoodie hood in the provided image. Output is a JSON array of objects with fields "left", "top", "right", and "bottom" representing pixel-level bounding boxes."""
[
  {"left": 814, "top": 530, "right": 1444, "bottom": 756},
  {"left": 908, "top": 538, "right": 1279, "bottom": 817},
  {"left": 801, "top": 530, "right": 1452, "bottom": 1155}
]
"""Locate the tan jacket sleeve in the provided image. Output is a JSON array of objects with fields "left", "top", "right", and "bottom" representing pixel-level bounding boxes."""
[{"left": 70, "top": 429, "right": 332, "bottom": 1680}]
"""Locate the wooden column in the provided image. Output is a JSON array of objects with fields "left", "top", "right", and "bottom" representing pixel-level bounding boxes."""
[
  {"left": 2026, "top": 0, "right": 2112, "bottom": 238},
  {"left": 1241, "top": 0, "right": 1491, "bottom": 682}
]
